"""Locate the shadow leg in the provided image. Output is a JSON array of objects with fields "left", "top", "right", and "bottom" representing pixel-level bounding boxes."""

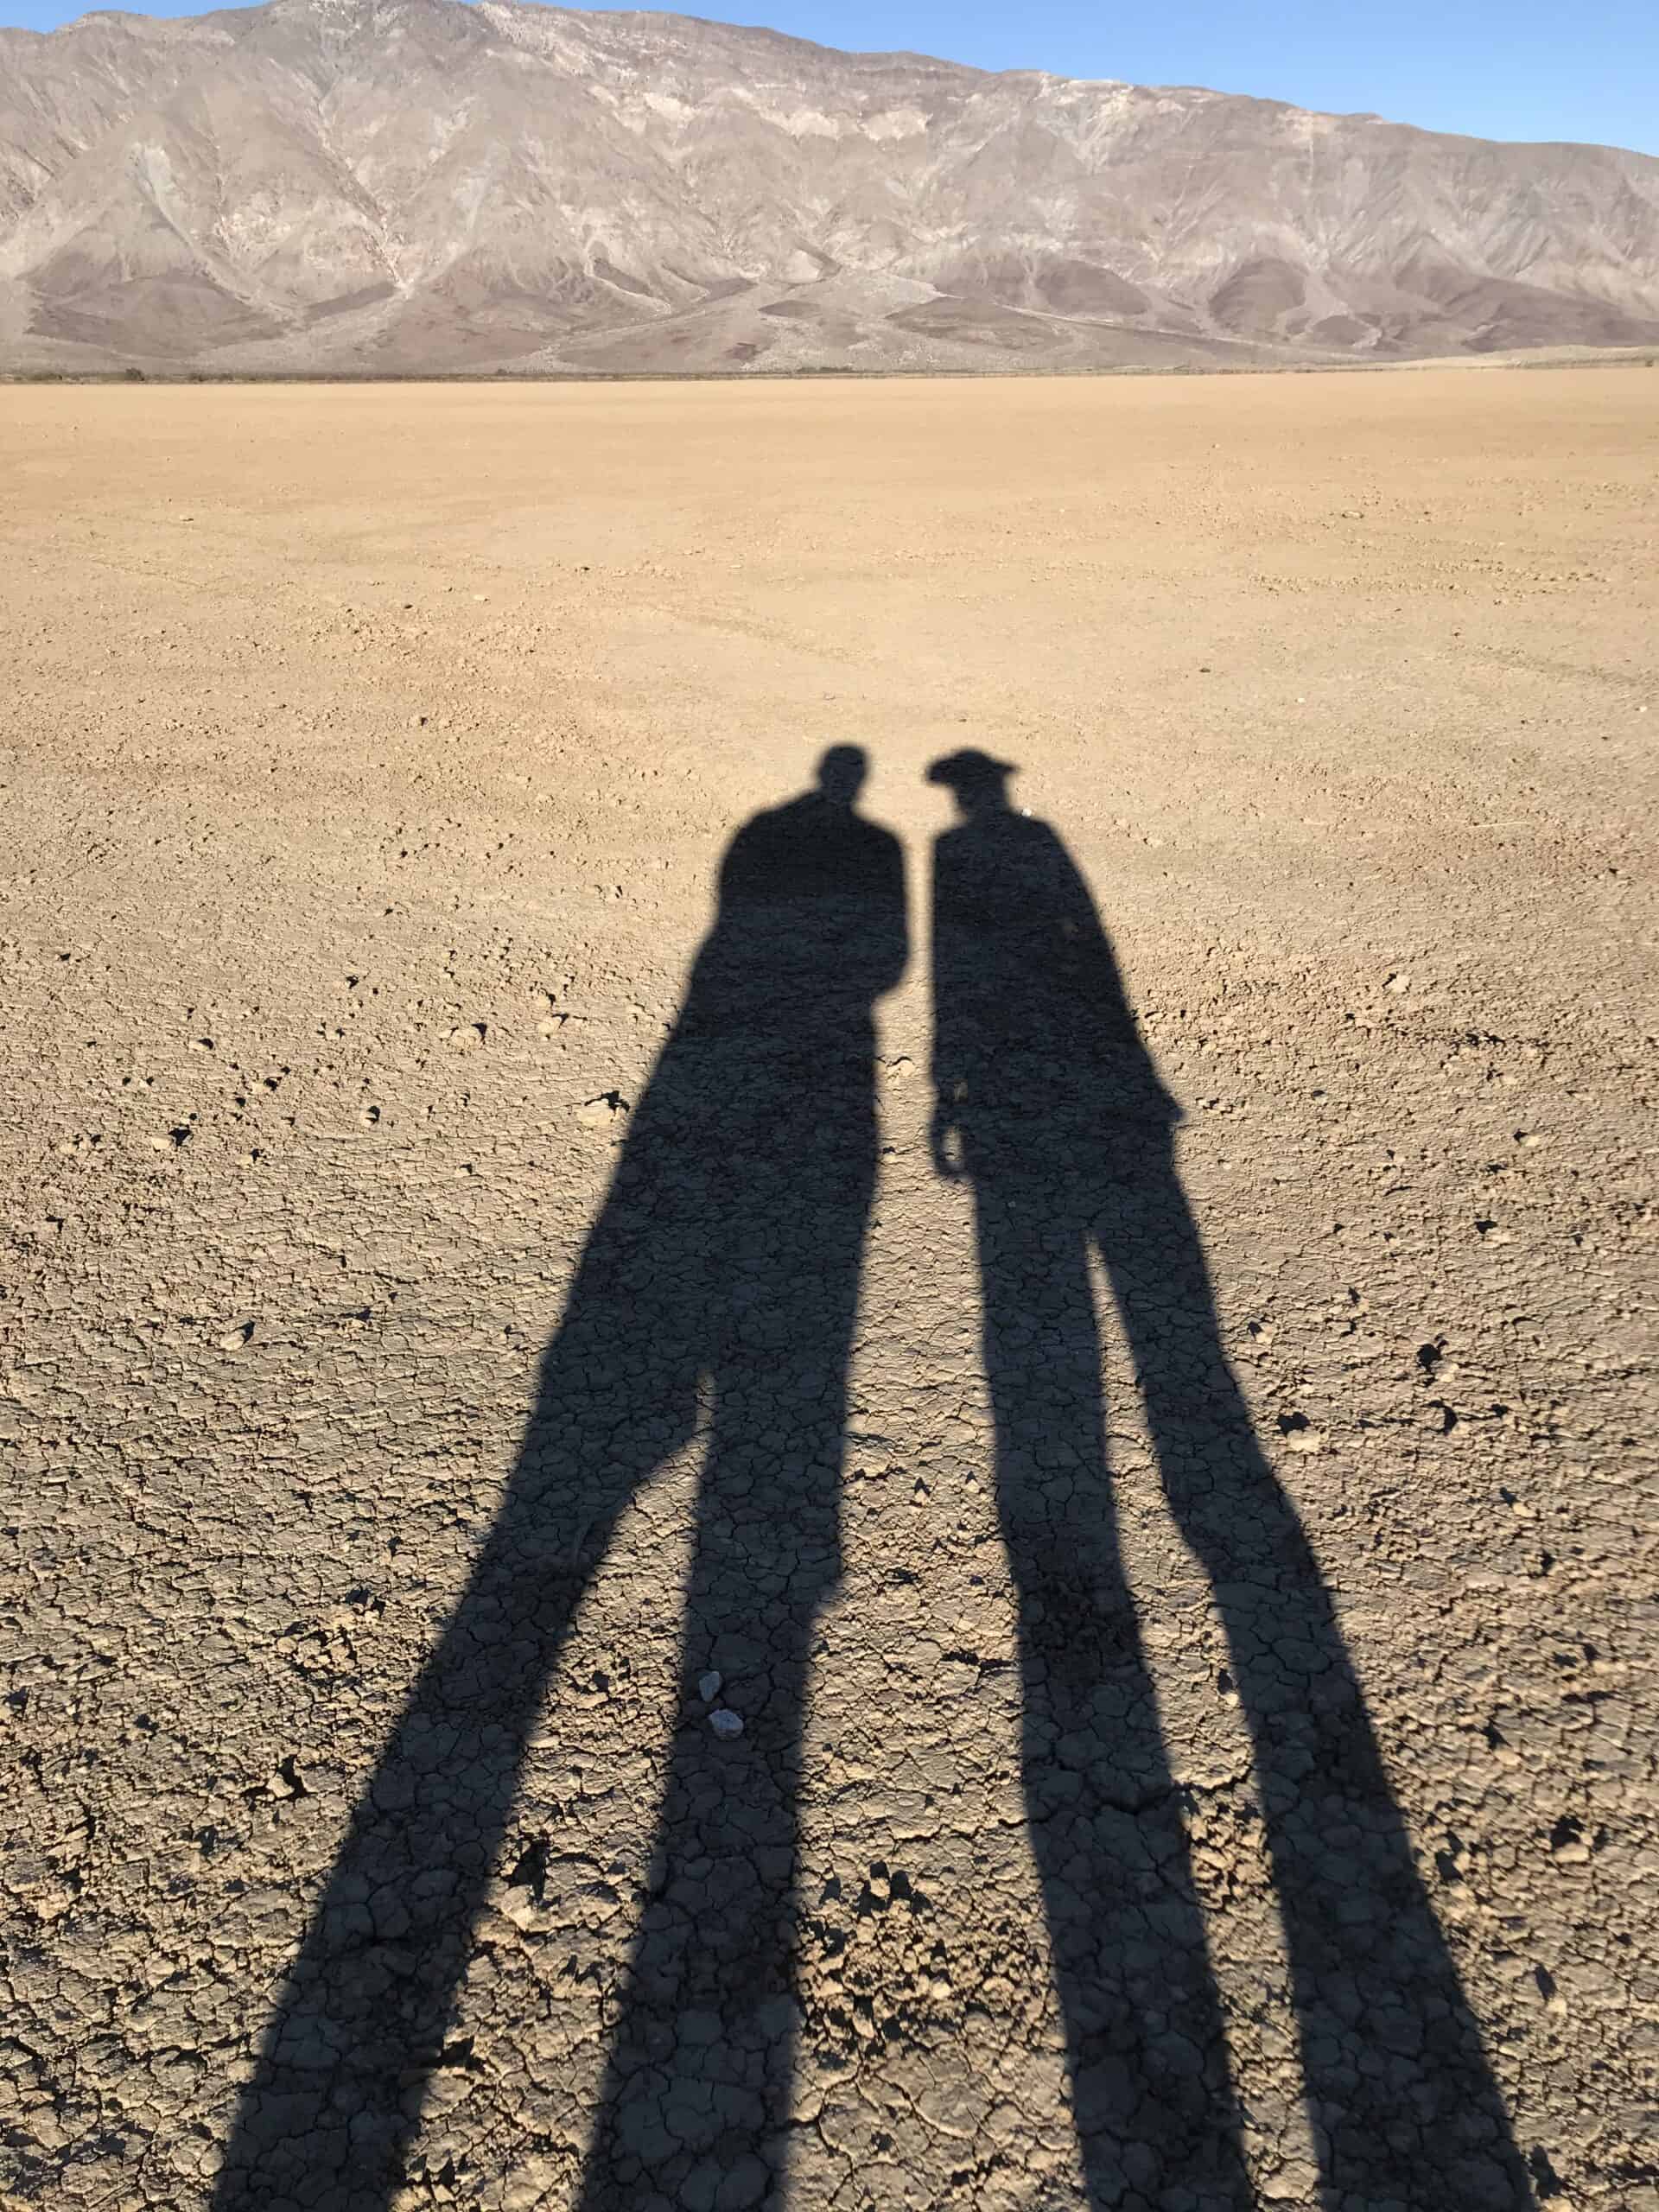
[
  {"left": 575, "top": 1492, "right": 830, "bottom": 2211},
  {"left": 213, "top": 1319, "right": 699, "bottom": 2211},
  {"left": 575, "top": 1127, "right": 865, "bottom": 2209},
  {"left": 1101, "top": 1135, "right": 1532, "bottom": 2210},
  {"left": 974, "top": 1160, "right": 1249, "bottom": 2211}
]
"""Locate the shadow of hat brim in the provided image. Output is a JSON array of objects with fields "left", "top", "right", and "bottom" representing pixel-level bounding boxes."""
[{"left": 926, "top": 749, "right": 1017, "bottom": 789}]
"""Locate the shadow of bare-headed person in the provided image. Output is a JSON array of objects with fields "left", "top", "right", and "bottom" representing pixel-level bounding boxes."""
[
  {"left": 214, "top": 747, "right": 905, "bottom": 2211},
  {"left": 926, "top": 748, "right": 1531, "bottom": 2212}
]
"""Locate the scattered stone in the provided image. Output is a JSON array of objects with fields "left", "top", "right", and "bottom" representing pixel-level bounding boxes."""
[
  {"left": 1549, "top": 1815, "right": 1592, "bottom": 1866},
  {"left": 575, "top": 1090, "right": 629, "bottom": 1128},
  {"left": 698, "top": 1670, "right": 722, "bottom": 1702},
  {"left": 709, "top": 1707, "right": 744, "bottom": 1739},
  {"left": 1276, "top": 1409, "right": 1323, "bottom": 1452}
]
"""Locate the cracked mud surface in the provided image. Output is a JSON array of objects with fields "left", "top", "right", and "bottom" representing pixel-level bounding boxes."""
[{"left": 2, "top": 369, "right": 1656, "bottom": 2211}]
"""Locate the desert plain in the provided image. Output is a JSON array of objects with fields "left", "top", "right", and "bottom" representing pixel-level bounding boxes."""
[{"left": 2, "top": 365, "right": 1656, "bottom": 2212}]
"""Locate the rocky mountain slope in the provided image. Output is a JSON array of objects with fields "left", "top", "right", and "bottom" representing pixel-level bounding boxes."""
[{"left": 4, "top": 0, "right": 1659, "bottom": 373}]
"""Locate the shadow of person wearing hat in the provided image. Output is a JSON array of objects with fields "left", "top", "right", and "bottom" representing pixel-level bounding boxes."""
[{"left": 926, "top": 749, "right": 1530, "bottom": 2212}]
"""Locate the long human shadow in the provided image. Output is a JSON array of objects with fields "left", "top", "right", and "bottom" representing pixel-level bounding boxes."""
[
  {"left": 214, "top": 747, "right": 906, "bottom": 2211},
  {"left": 927, "top": 748, "right": 1532, "bottom": 2212}
]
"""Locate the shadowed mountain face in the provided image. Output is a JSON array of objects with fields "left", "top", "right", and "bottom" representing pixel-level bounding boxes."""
[{"left": 3, "top": 0, "right": 1659, "bottom": 375}]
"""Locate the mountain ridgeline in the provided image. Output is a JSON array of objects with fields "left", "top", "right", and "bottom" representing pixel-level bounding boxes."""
[{"left": 3, "top": 0, "right": 1659, "bottom": 374}]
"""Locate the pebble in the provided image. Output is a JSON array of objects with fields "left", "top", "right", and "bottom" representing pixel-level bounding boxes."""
[
  {"left": 709, "top": 1708, "right": 744, "bottom": 1739},
  {"left": 575, "top": 1091, "right": 628, "bottom": 1128},
  {"left": 697, "top": 1670, "right": 722, "bottom": 1702}
]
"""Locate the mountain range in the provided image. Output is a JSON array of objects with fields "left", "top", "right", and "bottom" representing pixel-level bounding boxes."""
[{"left": 4, "top": 0, "right": 1659, "bottom": 375}]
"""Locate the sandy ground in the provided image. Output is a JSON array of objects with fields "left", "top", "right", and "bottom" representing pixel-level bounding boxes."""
[{"left": 2, "top": 369, "right": 1656, "bottom": 2212}]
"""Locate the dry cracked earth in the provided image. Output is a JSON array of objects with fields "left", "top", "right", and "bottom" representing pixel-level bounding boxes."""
[{"left": 1, "top": 366, "right": 1656, "bottom": 2212}]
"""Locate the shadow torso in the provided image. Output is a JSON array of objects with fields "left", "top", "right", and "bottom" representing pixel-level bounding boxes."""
[{"left": 931, "top": 810, "right": 1176, "bottom": 1157}]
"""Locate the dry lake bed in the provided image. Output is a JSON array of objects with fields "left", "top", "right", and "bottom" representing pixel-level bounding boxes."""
[{"left": 2, "top": 366, "right": 1656, "bottom": 2211}]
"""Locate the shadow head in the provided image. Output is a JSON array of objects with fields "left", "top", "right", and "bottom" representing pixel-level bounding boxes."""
[
  {"left": 817, "top": 744, "right": 868, "bottom": 807},
  {"left": 927, "top": 747, "right": 1017, "bottom": 816}
]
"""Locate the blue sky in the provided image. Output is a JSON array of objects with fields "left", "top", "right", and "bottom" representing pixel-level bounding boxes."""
[{"left": 5, "top": 0, "right": 1656, "bottom": 157}]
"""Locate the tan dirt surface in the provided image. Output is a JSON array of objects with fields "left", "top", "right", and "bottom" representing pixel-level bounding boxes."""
[{"left": 2, "top": 368, "right": 1656, "bottom": 2212}]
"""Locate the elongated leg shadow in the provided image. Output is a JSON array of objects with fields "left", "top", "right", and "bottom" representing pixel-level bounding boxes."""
[
  {"left": 976, "top": 1179, "right": 1251, "bottom": 2209},
  {"left": 575, "top": 1185, "right": 864, "bottom": 2209},
  {"left": 1103, "top": 1145, "right": 1531, "bottom": 2209}
]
